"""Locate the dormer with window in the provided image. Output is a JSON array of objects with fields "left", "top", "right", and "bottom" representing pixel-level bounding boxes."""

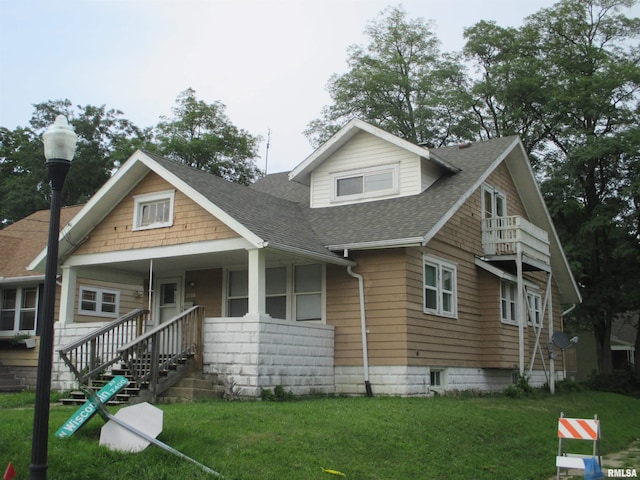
[{"left": 289, "top": 119, "right": 459, "bottom": 208}]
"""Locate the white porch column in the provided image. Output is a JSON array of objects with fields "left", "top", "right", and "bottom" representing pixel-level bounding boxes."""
[
  {"left": 247, "top": 248, "right": 266, "bottom": 315},
  {"left": 58, "top": 265, "right": 77, "bottom": 325}
]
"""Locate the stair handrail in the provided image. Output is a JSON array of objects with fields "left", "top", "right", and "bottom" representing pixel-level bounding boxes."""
[
  {"left": 59, "top": 308, "right": 149, "bottom": 385},
  {"left": 118, "top": 305, "right": 204, "bottom": 400}
]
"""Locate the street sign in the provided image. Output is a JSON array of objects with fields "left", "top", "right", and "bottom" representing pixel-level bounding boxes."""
[
  {"left": 55, "top": 375, "right": 130, "bottom": 438},
  {"left": 100, "top": 402, "right": 163, "bottom": 452}
]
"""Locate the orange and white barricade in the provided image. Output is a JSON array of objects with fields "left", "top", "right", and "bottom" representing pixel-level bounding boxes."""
[{"left": 556, "top": 412, "right": 601, "bottom": 479}]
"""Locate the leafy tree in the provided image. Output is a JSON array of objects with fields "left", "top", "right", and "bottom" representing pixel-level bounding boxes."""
[
  {"left": 0, "top": 100, "right": 151, "bottom": 225},
  {"left": 466, "top": 0, "right": 640, "bottom": 374},
  {"left": 305, "top": 6, "right": 476, "bottom": 148},
  {"left": 0, "top": 127, "right": 49, "bottom": 224},
  {"left": 154, "top": 88, "right": 262, "bottom": 185}
]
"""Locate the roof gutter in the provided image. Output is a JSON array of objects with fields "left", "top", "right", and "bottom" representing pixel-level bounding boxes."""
[
  {"left": 328, "top": 237, "right": 424, "bottom": 252},
  {"left": 265, "top": 241, "right": 355, "bottom": 266},
  {"left": 0, "top": 275, "right": 46, "bottom": 285}
]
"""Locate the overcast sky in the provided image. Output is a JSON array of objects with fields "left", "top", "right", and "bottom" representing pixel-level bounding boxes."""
[{"left": 1, "top": 0, "right": 637, "bottom": 174}]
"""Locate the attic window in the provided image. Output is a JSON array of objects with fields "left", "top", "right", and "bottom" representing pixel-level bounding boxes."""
[
  {"left": 133, "top": 190, "right": 175, "bottom": 230},
  {"left": 331, "top": 165, "right": 398, "bottom": 202}
]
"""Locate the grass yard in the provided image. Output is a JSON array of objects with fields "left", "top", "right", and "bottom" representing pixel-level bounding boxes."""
[{"left": 1, "top": 390, "right": 639, "bottom": 479}]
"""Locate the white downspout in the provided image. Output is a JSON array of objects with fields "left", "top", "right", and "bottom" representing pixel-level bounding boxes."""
[{"left": 346, "top": 257, "right": 373, "bottom": 397}]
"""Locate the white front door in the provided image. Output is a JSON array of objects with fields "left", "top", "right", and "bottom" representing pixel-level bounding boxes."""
[{"left": 156, "top": 277, "right": 182, "bottom": 324}]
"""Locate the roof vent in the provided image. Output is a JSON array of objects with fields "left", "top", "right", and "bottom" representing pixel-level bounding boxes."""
[{"left": 458, "top": 142, "right": 473, "bottom": 149}]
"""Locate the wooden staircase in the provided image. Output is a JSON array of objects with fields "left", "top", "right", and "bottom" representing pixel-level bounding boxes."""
[
  {"left": 0, "top": 363, "right": 26, "bottom": 393},
  {"left": 58, "top": 306, "right": 209, "bottom": 405}
]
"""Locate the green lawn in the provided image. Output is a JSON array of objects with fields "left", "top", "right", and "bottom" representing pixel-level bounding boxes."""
[{"left": 1, "top": 391, "right": 638, "bottom": 479}]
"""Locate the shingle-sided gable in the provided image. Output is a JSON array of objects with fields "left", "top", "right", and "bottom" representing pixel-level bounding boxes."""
[
  {"left": 0, "top": 206, "right": 83, "bottom": 279},
  {"left": 142, "top": 153, "right": 347, "bottom": 263}
]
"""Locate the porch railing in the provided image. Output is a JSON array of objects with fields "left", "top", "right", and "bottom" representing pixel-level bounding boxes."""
[
  {"left": 118, "top": 305, "right": 204, "bottom": 399},
  {"left": 59, "top": 308, "right": 149, "bottom": 385},
  {"left": 482, "top": 216, "right": 550, "bottom": 265}
]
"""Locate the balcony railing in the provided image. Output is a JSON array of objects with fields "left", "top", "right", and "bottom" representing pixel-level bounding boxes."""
[{"left": 482, "top": 216, "right": 550, "bottom": 266}]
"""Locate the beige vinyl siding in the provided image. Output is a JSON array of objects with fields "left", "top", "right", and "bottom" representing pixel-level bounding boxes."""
[
  {"left": 404, "top": 162, "right": 567, "bottom": 371},
  {"left": 74, "top": 172, "right": 239, "bottom": 256},
  {"left": 310, "top": 131, "right": 423, "bottom": 208},
  {"left": 327, "top": 250, "right": 408, "bottom": 367},
  {"left": 185, "top": 268, "right": 223, "bottom": 317}
]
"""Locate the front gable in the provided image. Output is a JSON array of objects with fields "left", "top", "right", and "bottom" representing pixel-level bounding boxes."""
[{"left": 74, "top": 171, "right": 241, "bottom": 256}]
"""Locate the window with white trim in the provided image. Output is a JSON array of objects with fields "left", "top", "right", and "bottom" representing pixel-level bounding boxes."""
[
  {"left": 527, "top": 290, "right": 542, "bottom": 327},
  {"left": 423, "top": 255, "right": 457, "bottom": 317},
  {"left": 79, "top": 286, "right": 120, "bottom": 318},
  {"left": 266, "top": 267, "right": 287, "bottom": 320},
  {"left": 500, "top": 280, "right": 517, "bottom": 325},
  {"left": 0, "top": 287, "right": 38, "bottom": 335},
  {"left": 294, "top": 264, "right": 323, "bottom": 321},
  {"left": 430, "top": 370, "right": 443, "bottom": 388},
  {"left": 133, "top": 190, "right": 175, "bottom": 230},
  {"left": 227, "top": 269, "right": 249, "bottom": 317},
  {"left": 225, "top": 264, "right": 324, "bottom": 322},
  {"left": 482, "top": 184, "right": 506, "bottom": 219},
  {"left": 331, "top": 165, "right": 398, "bottom": 202}
]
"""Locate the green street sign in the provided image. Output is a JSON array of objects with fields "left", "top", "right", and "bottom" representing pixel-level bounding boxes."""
[{"left": 55, "top": 375, "right": 130, "bottom": 438}]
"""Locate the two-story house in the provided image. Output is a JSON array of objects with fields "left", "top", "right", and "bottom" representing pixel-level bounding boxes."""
[{"left": 26, "top": 119, "right": 580, "bottom": 397}]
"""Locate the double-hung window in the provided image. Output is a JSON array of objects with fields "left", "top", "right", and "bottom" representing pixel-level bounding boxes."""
[
  {"left": 482, "top": 184, "right": 506, "bottom": 219},
  {"left": 0, "top": 287, "right": 38, "bottom": 335},
  {"left": 227, "top": 270, "right": 249, "bottom": 317},
  {"left": 294, "top": 264, "right": 322, "bottom": 321},
  {"left": 526, "top": 290, "right": 542, "bottom": 327},
  {"left": 225, "top": 264, "right": 324, "bottom": 322},
  {"left": 133, "top": 190, "right": 175, "bottom": 230},
  {"left": 266, "top": 267, "right": 287, "bottom": 319},
  {"left": 79, "top": 286, "right": 120, "bottom": 318},
  {"left": 423, "top": 255, "right": 457, "bottom": 318},
  {"left": 500, "top": 280, "right": 517, "bottom": 325}
]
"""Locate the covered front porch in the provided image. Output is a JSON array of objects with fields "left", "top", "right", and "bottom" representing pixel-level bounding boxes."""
[{"left": 52, "top": 241, "right": 351, "bottom": 397}]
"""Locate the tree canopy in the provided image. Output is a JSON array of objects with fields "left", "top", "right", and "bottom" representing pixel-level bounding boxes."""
[
  {"left": 0, "top": 89, "right": 262, "bottom": 225},
  {"left": 304, "top": 6, "right": 476, "bottom": 148},
  {"left": 154, "top": 88, "right": 262, "bottom": 185}
]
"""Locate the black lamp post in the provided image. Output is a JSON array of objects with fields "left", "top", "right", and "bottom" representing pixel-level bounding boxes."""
[{"left": 30, "top": 115, "right": 77, "bottom": 480}]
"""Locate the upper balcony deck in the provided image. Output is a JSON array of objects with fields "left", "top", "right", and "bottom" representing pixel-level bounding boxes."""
[{"left": 481, "top": 216, "right": 550, "bottom": 272}]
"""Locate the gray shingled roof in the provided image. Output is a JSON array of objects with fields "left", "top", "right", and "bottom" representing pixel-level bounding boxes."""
[
  {"left": 144, "top": 135, "right": 516, "bottom": 259},
  {"left": 253, "top": 136, "right": 518, "bottom": 248},
  {"left": 143, "top": 152, "right": 343, "bottom": 262}
]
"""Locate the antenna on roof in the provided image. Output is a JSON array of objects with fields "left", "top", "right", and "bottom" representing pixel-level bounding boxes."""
[{"left": 264, "top": 128, "right": 271, "bottom": 175}]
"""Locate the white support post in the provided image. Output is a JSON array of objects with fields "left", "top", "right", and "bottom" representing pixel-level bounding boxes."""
[
  {"left": 247, "top": 248, "right": 266, "bottom": 315},
  {"left": 58, "top": 265, "right": 77, "bottom": 325},
  {"left": 548, "top": 272, "right": 555, "bottom": 393},
  {"left": 517, "top": 248, "right": 525, "bottom": 375}
]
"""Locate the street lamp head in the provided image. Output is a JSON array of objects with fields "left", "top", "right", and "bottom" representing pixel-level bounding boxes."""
[{"left": 43, "top": 115, "right": 77, "bottom": 162}]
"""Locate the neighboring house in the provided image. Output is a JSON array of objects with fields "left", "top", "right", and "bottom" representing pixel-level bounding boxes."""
[
  {"left": 573, "top": 314, "right": 638, "bottom": 381},
  {"left": 0, "top": 206, "right": 83, "bottom": 387},
  {"left": 27, "top": 119, "right": 580, "bottom": 397}
]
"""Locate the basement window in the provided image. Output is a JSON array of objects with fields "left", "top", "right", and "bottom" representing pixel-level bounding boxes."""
[{"left": 133, "top": 190, "right": 175, "bottom": 230}]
